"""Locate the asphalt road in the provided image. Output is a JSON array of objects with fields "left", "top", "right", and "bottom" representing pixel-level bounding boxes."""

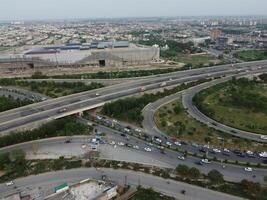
[
  {"left": 2, "top": 124, "right": 267, "bottom": 184},
  {"left": 1, "top": 60, "right": 267, "bottom": 134},
  {"left": 0, "top": 168, "right": 246, "bottom": 200}
]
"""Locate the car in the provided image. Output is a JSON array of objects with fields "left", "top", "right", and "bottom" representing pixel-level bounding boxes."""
[
  {"left": 58, "top": 108, "right": 67, "bottom": 113},
  {"left": 65, "top": 140, "right": 71, "bottom": 143},
  {"left": 195, "top": 161, "right": 203, "bottom": 166},
  {"left": 177, "top": 155, "right": 185, "bottom": 160},
  {"left": 192, "top": 143, "right": 199, "bottom": 148},
  {"left": 135, "top": 128, "right": 141, "bottom": 133},
  {"left": 126, "top": 143, "right": 133, "bottom": 148},
  {"left": 95, "top": 93, "right": 100, "bottom": 96},
  {"left": 260, "top": 135, "right": 267, "bottom": 140},
  {"left": 230, "top": 130, "right": 237, "bottom": 134},
  {"left": 81, "top": 144, "right": 86, "bottom": 149},
  {"left": 203, "top": 145, "right": 210, "bottom": 149},
  {"left": 160, "top": 149, "right": 166, "bottom": 154},
  {"left": 174, "top": 141, "right": 181, "bottom": 146},
  {"left": 244, "top": 167, "right": 253, "bottom": 172},
  {"left": 110, "top": 141, "right": 116, "bottom": 145},
  {"left": 199, "top": 148, "right": 206, "bottom": 153},
  {"left": 155, "top": 138, "right": 162, "bottom": 143},
  {"left": 124, "top": 128, "right": 130, "bottom": 133},
  {"left": 166, "top": 141, "right": 172, "bottom": 146},
  {"left": 5, "top": 181, "right": 14, "bottom": 186},
  {"left": 213, "top": 148, "right": 221, "bottom": 153},
  {"left": 118, "top": 142, "right": 125, "bottom": 146},
  {"left": 120, "top": 133, "right": 126, "bottom": 137},
  {"left": 144, "top": 147, "right": 152, "bottom": 152},
  {"left": 201, "top": 159, "right": 211, "bottom": 164},
  {"left": 112, "top": 119, "right": 118, "bottom": 123},
  {"left": 259, "top": 152, "right": 267, "bottom": 158},
  {"left": 133, "top": 145, "right": 139, "bottom": 149},
  {"left": 211, "top": 122, "right": 217, "bottom": 126}
]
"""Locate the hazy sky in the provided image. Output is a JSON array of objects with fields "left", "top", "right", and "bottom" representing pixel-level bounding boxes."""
[{"left": 1, "top": 0, "right": 267, "bottom": 21}]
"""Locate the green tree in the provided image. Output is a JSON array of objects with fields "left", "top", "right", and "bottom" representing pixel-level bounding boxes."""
[
  {"left": 188, "top": 167, "right": 201, "bottom": 179},
  {"left": 0, "top": 152, "right": 10, "bottom": 170},
  {"left": 207, "top": 169, "right": 224, "bottom": 184},
  {"left": 176, "top": 164, "right": 189, "bottom": 177}
]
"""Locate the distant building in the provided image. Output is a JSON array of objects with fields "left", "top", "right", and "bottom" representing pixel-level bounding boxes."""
[
  {"left": 217, "top": 36, "right": 234, "bottom": 47},
  {"left": 210, "top": 29, "right": 221, "bottom": 41}
]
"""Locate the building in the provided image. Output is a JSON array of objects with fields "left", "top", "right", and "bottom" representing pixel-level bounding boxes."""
[
  {"left": 210, "top": 29, "right": 221, "bottom": 41},
  {"left": 1, "top": 179, "right": 118, "bottom": 200},
  {"left": 23, "top": 41, "right": 160, "bottom": 67}
]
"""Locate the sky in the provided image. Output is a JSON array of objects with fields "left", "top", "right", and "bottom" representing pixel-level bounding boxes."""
[{"left": 0, "top": 0, "right": 267, "bottom": 21}]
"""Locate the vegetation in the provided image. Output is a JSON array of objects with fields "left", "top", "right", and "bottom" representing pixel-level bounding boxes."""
[
  {"left": 193, "top": 76, "right": 267, "bottom": 135},
  {"left": 130, "top": 187, "right": 175, "bottom": 200},
  {"left": 176, "top": 164, "right": 200, "bottom": 180},
  {"left": 154, "top": 97, "right": 266, "bottom": 151},
  {"left": 0, "top": 117, "right": 92, "bottom": 148},
  {"left": 0, "top": 78, "right": 104, "bottom": 98},
  {"left": 0, "top": 96, "right": 34, "bottom": 112},
  {"left": 234, "top": 50, "right": 267, "bottom": 61},
  {"left": 207, "top": 170, "right": 224, "bottom": 184},
  {"left": 101, "top": 79, "right": 210, "bottom": 125}
]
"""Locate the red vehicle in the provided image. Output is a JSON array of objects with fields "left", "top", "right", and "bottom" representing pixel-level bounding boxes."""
[
  {"left": 170, "top": 137, "right": 177, "bottom": 142},
  {"left": 160, "top": 149, "right": 166, "bottom": 154}
]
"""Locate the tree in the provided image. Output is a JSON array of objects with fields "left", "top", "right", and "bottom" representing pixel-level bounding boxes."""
[
  {"left": 241, "top": 179, "right": 261, "bottom": 194},
  {"left": 10, "top": 149, "right": 26, "bottom": 164},
  {"left": 207, "top": 169, "right": 224, "bottom": 184},
  {"left": 0, "top": 152, "right": 10, "bottom": 170},
  {"left": 188, "top": 167, "right": 201, "bottom": 179},
  {"left": 176, "top": 164, "right": 189, "bottom": 177}
]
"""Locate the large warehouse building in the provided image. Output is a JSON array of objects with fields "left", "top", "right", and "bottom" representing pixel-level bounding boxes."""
[{"left": 23, "top": 41, "right": 160, "bottom": 67}]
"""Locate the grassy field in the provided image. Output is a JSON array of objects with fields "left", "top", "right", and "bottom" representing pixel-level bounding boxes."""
[
  {"left": 154, "top": 98, "right": 267, "bottom": 151},
  {"left": 174, "top": 54, "right": 222, "bottom": 66},
  {"left": 199, "top": 81, "right": 267, "bottom": 135},
  {"left": 234, "top": 50, "right": 267, "bottom": 61}
]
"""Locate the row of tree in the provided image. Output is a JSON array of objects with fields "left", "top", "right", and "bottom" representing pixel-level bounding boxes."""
[{"left": 0, "top": 96, "right": 33, "bottom": 112}]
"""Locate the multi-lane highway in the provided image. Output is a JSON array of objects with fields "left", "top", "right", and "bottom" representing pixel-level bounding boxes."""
[{"left": 1, "top": 60, "right": 267, "bottom": 135}]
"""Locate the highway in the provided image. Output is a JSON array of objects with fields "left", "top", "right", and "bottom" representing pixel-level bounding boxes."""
[
  {"left": 182, "top": 74, "right": 267, "bottom": 143},
  {"left": 1, "top": 60, "right": 267, "bottom": 134},
  {"left": 0, "top": 168, "right": 246, "bottom": 200}
]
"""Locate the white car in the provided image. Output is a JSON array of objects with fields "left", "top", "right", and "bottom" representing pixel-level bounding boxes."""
[
  {"left": 166, "top": 141, "right": 172, "bottom": 146},
  {"left": 155, "top": 138, "right": 162, "bottom": 143},
  {"left": 110, "top": 141, "right": 116, "bottom": 145},
  {"left": 244, "top": 167, "right": 253, "bottom": 172},
  {"left": 95, "top": 93, "right": 100, "bottom": 96},
  {"left": 213, "top": 148, "right": 221, "bottom": 153},
  {"left": 259, "top": 152, "right": 267, "bottom": 158},
  {"left": 133, "top": 145, "right": 139, "bottom": 149},
  {"left": 223, "top": 148, "right": 230, "bottom": 153},
  {"left": 144, "top": 147, "right": 152, "bottom": 152},
  {"left": 5, "top": 181, "right": 14, "bottom": 186},
  {"left": 260, "top": 135, "right": 267, "bottom": 140},
  {"left": 118, "top": 142, "right": 125, "bottom": 146},
  {"left": 112, "top": 119, "right": 118, "bottom": 123},
  {"left": 148, "top": 142, "right": 154, "bottom": 146},
  {"left": 203, "top": 145, "right": 210, "bottom": 149},
  {"left": 81, "top": 144, "right": 86, "bottom": 149},
  {"left": 135, "top": 128, "right": 141, "bottom": 133},
  {"left": 124, "top": 128, "right": 130, "bottom": 133},
  {"left": 201, "top": 159, "right": 211, "bottom": 164},
  {"left": 174, "top": 141, "right": 182, "bottom": 146},
  {"left": 177, "top": 155, "right": 185, "bottom": 160}
]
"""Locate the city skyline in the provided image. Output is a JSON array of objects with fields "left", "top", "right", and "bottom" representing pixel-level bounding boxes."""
[{"left": 0, "top": 0, "right": 267, "bottom": 21}]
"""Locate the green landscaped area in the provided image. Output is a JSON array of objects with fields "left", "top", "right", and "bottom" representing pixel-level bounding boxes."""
[
  {"left": 194, "top": 75, "right": 267, "bottom": 136},
  {"left": 130, "top": 187, "right": 175, "bottom": 200},
  {"left": 0, "top": 46, "right": 10, "bottom": 51},
  {"left": 154, "top": 98, "right": 267, "bottom": 151},
  {"left": 234, "top": 50, "right": 267, "bottom": 61},
  {"left": 0, "top": 78, "right": 104, "bottom": 98}
]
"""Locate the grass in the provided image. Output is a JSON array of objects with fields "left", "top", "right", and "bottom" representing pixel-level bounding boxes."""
[
  {"left": 0, "top": 46, "right": 10, "bottom": 51},
  {"left": 200, "top": 81, "right": 267, "bottom": 135},
  {"left": 154, "top": 98, "right": 267, "bottom": 151},
  {"left": 234, "top": 50, "right": 267, "bottom": 61},
  {"left": 174, "top": 54, "right": 222, "bottom": 65}
]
